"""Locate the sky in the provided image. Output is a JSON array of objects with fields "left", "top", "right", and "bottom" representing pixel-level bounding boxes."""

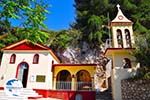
[
  {"left": 45, "top": 0, "right": 75, "bottom": 31},
  {"left": 10, "top": 0, "right": 75, "bottom": 31}
]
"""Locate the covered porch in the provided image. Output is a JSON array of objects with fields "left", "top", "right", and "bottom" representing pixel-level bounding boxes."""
[{"left": 52, "top": 64, "right": 96, "bottom": 91}]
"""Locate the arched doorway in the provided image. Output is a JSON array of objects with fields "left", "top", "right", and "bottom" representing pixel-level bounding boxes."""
[
  {"left": 56, "top": 70, "right": 71, "bottom": 90},
  {"left": 76, "top": 70, "right": 92, "bottom": 90},
  {"left": 16, "top": 62, "right": 29, "bottom": 88}
]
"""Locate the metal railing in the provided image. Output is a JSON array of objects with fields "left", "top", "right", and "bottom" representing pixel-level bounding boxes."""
[
  {"left": 56, "top": 81, "right": 71, "bottom": 90},
  {"left": 56, "top": 81, "right": 93, "bottom": 91},
  {"left": 76, "top": 82, "right": 92, "bottom": 91}
]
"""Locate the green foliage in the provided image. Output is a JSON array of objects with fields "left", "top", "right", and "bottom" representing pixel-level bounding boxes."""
[
  {"left": 144, "top": 72, "right": 150, "bottom": 79},
  {"left": 132, "top": 67, "right": 150, "bottom": 80},
  {"left": 50, "top": 29, "right": 81, "bottom": 50},
  {"left": 133, "top": 33, "right": 150, "bottom": 67},
  {"left": 0, "top": 0, "right": 49, "bottom": 47}
]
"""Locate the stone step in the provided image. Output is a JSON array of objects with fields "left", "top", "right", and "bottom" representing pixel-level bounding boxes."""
[
  {"left": 0, "top": 96, "right": 27, "bottom": 100},
  {"left": 0, "top": 88, "right": 43, "bottom": 99}
]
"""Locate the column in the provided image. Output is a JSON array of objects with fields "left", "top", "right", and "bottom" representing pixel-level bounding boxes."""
[
  {"left": 122, "top": 29, "right": 127, "bottom": 48},
  {"left": 91, "top": 77, "right": 94, "bottom": 91},
  {"left": 71, "top": 75, "right": 76, "bottom": 90},
  {"left": 53, "top": 76, "right": 56, "bottom": 90}
]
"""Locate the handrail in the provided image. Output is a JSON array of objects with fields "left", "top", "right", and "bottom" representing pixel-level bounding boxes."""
[{"left": 56, "top": 81, "right": 93, "bottom": 91}]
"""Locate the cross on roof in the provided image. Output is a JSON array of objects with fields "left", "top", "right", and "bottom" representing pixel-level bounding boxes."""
[{"left": 117, "top": 4, "right": 120, "bottom": 10}]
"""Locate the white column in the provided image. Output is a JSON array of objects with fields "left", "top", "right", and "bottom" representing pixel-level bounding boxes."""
[
  {"left": 71, "top": 75, "right": 76, "bottom": 90},
  {"left": 53, "top": 76, "right": 56, "bottom": 90}
]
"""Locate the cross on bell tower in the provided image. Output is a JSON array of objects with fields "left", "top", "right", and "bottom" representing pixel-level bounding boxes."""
[{"left": 117, "top": 4, "right": 120, "bottom": 10}]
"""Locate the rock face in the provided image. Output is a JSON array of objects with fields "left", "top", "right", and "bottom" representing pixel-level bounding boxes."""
[
  {"left": 121, "top": 79, "right": 150, "bottom": 100},
  {"left": 57, "top": 42, "right": 108, "bottom": 65}
]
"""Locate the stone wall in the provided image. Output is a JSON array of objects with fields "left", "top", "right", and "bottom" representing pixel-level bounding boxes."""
[{"left": 121, "top": 79, "right": 150, "bottom": 100}]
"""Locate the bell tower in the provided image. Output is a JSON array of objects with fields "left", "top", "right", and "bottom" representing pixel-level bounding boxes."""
[{"left": 111, "top": 4, "right": 134, "bottom": 48}]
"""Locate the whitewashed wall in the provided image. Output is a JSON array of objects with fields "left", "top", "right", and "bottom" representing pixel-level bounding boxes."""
[
  {"left": 111, "top": 67, "right": 138, "bottom": 100},
  {"left": 0, "top": 51, "right": 58, "bottom": 89}
]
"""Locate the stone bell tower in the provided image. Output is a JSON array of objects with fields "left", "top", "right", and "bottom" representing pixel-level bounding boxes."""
[{"left": 111, "top": 4, "right": 134, "bottom": 48}]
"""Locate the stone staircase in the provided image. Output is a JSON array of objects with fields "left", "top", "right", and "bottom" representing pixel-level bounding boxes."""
[
  {"left": 96, "top": 88, "right": 113, "bottom": 100},
  {"left": 0, "top": 88, "right": 42, "bottom": 100}
]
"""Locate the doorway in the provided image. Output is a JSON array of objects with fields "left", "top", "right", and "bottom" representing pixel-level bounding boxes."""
[{"left": 16, "top": 62, "right": 29, "bottom": 88}]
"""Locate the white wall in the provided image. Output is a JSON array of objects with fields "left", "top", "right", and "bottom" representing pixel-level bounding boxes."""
[
  {"left": 111, "top": 67, "right": 137, "bottom": 100},
  {"left": 0, "top": 51, "right": 58, "bottom": 89},
  {"left": 113, "top": 54, "right": 136, "bottom": 68}
]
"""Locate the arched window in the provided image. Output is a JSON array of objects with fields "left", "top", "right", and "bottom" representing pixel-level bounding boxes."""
[
  {"left": 123, "top": 58, "right": 131, "bottom": 68},
  {"left": 116, "top": 29, "right": 123, "bottom": 48},
  {"left": 125, "top": 29, "right": 132, "bottom": 48},
  {"left": 33, "top": 54, "right": 39, "bottom": 64},
  {"left": 10, "top": 54, "right": 16, "bottom": 64}
]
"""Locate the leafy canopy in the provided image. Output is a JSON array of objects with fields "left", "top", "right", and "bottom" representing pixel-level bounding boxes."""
[{"left": 0, "top": 0, "right": 49, "bottom": 48}]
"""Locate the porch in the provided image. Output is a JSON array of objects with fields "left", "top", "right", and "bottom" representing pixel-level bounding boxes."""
[{"left": 52, "top": 64, "right": 96, "bottom": 91}]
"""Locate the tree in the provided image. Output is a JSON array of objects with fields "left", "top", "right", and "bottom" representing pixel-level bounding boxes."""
[
  {"left": 74, "top": 0, "right": 109, "bottom": 47},
  {"left": 133, "top": 33, "right": 150, "bottom": 67},
  {"left": 0, "top": 0, "right": 49, "bottom": 48},
  {"left": 50, "top": 29, "right": 81, "bottom": 50},
  {"left": 73, "top": 0, "right": 150, "bottom": 48}
]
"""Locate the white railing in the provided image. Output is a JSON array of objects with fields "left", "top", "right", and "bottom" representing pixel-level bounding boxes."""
[
  {"left": 76, "top": 82, "right": 93, "bottom": 91},
  {"left": 56, "top": 81, "right": 71, "bottom": 90},
  {"left": 56, "top": 81, "right": 93, "bottom": 91}
]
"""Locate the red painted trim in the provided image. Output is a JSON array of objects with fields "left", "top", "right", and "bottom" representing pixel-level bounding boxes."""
[
  {"left": 104, "top": 48, "right": 135, "bottom": 55},
  {"left": 52, "top": 64, "right": 97, "bottom": 73},
  {"left": 9, "top": 54, "right": 16, "bottom": 64},
  {"left": 33, "top": 54, "right": 39, "bottom": 64},
  {"left": 28, "top": 97, "right": 42, "bottom": 99},
  {"left": 15, "top": 62, "right": 29, "bottom": 87},
  {"left": 0, "top": 87, "right": 4, "bottom": 90},
  {"left": 1, "top": 39, "right": 60, "bottom": 63},
  {"left": 0, "top": 39, "right": 27, "bottom": 51},
  {"left": 0, "top": 87, "right": 96, "bottom": 100},
  {"left": 33, "top": 89, "right": 96, "bottom": 100},
  {"left": 53, "top": 64, "right": 97, "bottom": 67},
  {"left": 111, "top": 22, "right": 133, "bottom": 26}
]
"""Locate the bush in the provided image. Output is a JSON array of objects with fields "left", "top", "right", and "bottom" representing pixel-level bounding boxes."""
[{"left": 132, "top": 67, "right": 150, "bottom": 79}]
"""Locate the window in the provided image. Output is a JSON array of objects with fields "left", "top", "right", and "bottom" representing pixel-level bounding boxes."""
[
  {"left": 125, "top": 29, "right": 132, "bottom": 48},
  {"left": 10, "top": 54, "right": 16, "bottom": 64},
  {"left": 116, "top": 29, "right": 123, "bottom": 48},
  {"left": 33, "top": 54, "right": 39, "bottom": 64},
  {"left": 123, "top": 58, "right": 131, "bottom": 68}
]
